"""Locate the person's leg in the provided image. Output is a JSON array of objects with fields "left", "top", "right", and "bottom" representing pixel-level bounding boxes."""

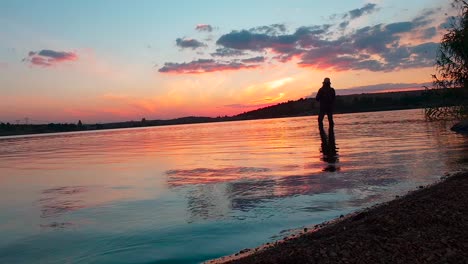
[
  {"left": 327, "top": 111, "right": 334, "bottom": 127},
  {"left": 318, "top": 111, "right": 325, "bottom": 128}
]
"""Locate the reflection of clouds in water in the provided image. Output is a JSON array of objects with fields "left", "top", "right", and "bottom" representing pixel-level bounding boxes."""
[
  {"left": 38, "top": 186, "right": 88, "bottom": 228},
  {"left": 178, "top": 169, "right": 401, "bottom": 221},
  {"left": 279, "top": 164, "right": 301, "bottom": 171},
  {"left": 37, "top": 184, "right": 146, "bottom": 228},
  {"left": 40, "top": 222, "right": 73, "bottom": 229},
  {"left": 39, "top": 199, "right": 85, "bottom": 218},
  {"left": 168, "top": 167, "right": 272, "bottom": 222},
  {"left": 42, "top": 186, "right": 87, "bottom": 195},
  {"left": 167, "top": 167, "right": 271, "bottom": 186},
  {"left": 227, "top": 175, "right": 347, "bottom": 212},
  {"left": 229, "top": 172, "right": 400, "bottom": 209},
  {"left": 185, "top": 184, "right": 230, "bottom": 223},
  {"left": 39, "top": 186, "right": 87, "bottom": 218}
]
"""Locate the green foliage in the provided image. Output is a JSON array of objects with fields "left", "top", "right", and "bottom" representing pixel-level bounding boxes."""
[
  {"left": 424, "top": 103, "right": 466, "bottom": 120},
  {"left": 426, "top": 0, "right": 468, "bottom": 120},
  {"left": 436, "top": 0, "right": 468, "bottom": 89}
]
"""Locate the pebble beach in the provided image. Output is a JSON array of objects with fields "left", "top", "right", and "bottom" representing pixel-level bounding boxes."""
[{"left": 208, "top": 171, "right": 468, "bottom": 264}]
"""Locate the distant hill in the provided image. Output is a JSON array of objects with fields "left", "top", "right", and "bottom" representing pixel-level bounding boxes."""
[
  {"left": 235, "top": 89, "right": 465, "bottom": 119},
  {"left": 0, "top": 88, "right": 465, "bottom": 137}
]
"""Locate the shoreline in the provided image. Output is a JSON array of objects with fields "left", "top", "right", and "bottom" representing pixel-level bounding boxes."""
[
  {"left": 0, "top": 108, "right": 433, "bottom": 138},
  {"left": 5, "top": 88, "right": 464, "bottom": 138},
  {"left": 207, "top": 171, "right": 468, "bottom": 264}
]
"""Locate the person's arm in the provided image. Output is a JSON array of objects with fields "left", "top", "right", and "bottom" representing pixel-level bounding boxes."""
[
  {"left": 331, "top": 89, "right": 336, "bottom": 103},
  {"left": 316, "top": 88, "right": 322, "bottom": 102}
]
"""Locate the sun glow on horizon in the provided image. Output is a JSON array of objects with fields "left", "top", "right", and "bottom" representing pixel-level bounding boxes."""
[{"left": 0, "top": 0, "right": 454, "bottom": 123}]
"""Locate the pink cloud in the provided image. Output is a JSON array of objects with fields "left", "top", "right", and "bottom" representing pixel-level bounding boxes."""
[
  {"left": 195, "top": 24, "right": 213, "bottom": 32},
  {"left": 24, "top": 49, "right": 78, "bottom": 67}
]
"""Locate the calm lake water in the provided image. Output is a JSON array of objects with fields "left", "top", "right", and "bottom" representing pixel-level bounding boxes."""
[{"left": 1, "top": 109, "right": 467, "bottom": 264}]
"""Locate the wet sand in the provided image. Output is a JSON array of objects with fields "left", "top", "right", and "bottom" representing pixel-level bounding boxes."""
[{"left": 207, "top": 171, "right": 468, "bottom": 264}]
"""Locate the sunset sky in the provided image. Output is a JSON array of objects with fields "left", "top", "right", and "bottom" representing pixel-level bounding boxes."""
[{"left": 0, "top": 0, "right": 457, "bottom": 123}]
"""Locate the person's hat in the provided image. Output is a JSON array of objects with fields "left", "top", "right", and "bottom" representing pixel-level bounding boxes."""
[{"left": 323, "top": 77, "right": 331, "bottom": 84}]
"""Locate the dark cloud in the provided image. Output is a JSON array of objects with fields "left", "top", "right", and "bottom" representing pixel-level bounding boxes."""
[
  {"left": 241, "top": 56, "right": 265, "bottom": 63},
  {"left": 176, "top": 38, "right": 207, "bottom": 49},
  {"left": 347, "top": 25, "right": 391, "bottom": 53},
  {"left": 160, "top": 4, "right": 442, "bottom": 74},
  {"left": 216, "top": 24, "right": 330, "bottom": 56},
  {"left": 215, "top": 14, "right": 439, "bottom": 72},
  {"left": 299, "top": 42, "right": 438, "bottom": 72},
  {"left": 24, "top": 49, "right": 78, "bottom": 67},
  {"left": 158, "top": 59, "right": 259, "bottom": 74},
  {"left": 339, "top": 21, "right": 350, "bottom": 29},
  {"left": 438, "top": 16, "right": 454, "bottom": 29},
  {"left": 347, "top": 3, "right": 377, "bottom": 19},
  {"left": 334, "top": 3, "right": 378, "bottom": 30},
  {"left": 422, "top": 27, "right": 437, "bottom": 39},
  {"left": 412, "top": 8, "right": 441, "bottom": 27},
  {"left": 410, "top": 42, "right": 439, "bottom": 60},
  {"left": 350, "top": 22, "right": 417, "bottom": 54},
  {"left": 211, "top": 48, "right": 246, "bottom": 57},
  {"left": 216, "top": 30, "right": 272, "bottom": 51},
  {"left": 249, "top": 24, "right": 287, "bottom": 35},
  {"left": 297, "top": 19, "right": 439, "bottom": 72},
  {"left": 296, "top": 25, "right": 332, "bottom": 36},
  {"left": 215, "top": 12, "right": 440, "bottom": 72},
  {"left": 38, "top": 50, "right": 74, "bottom": 59},
  {"left": 195, "top": 24, "right": 213, "bottom": 32},
  {"left": 385, "top": 22, "right": 414, "bottom": 34}
]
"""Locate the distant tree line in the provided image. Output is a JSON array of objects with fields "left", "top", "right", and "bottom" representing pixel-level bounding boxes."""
[
  {"left": 236, "top": 89, "right": 465, "bottom": 119},
  {"left": 0, "top": 116, "right": 235, "bottom": 137},
  {"left": 0, "top": 122, "right": 83, "bottom": 136},
  {"left": 1, "top": 89, "right": 464, "bottom": 137}
]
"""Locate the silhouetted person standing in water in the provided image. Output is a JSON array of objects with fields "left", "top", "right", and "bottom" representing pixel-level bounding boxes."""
[{"left": 315, "top": 77, "right": 336, "bottom": 128}]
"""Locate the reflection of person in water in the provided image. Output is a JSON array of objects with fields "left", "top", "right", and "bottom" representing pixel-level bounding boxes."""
[
  {"left": 319, "top": 126, "right": 339, "bottom": 172},
  {"left": 315, "top": 77, "right": 336, "bottom": 128}
]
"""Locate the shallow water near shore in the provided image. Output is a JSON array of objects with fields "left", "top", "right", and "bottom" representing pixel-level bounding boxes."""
[{"left": 0, "top": 109, "right": 467, "bottom": 264}]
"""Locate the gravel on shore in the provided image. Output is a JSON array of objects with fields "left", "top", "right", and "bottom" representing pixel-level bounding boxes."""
[{"left": 207, "top": 172, "right": 468, "bottom": 264}]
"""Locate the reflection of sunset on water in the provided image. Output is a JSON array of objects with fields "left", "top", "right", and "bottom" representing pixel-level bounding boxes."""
[{"left": 0, "top": 110, "right": 467, "bottom": 263}]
